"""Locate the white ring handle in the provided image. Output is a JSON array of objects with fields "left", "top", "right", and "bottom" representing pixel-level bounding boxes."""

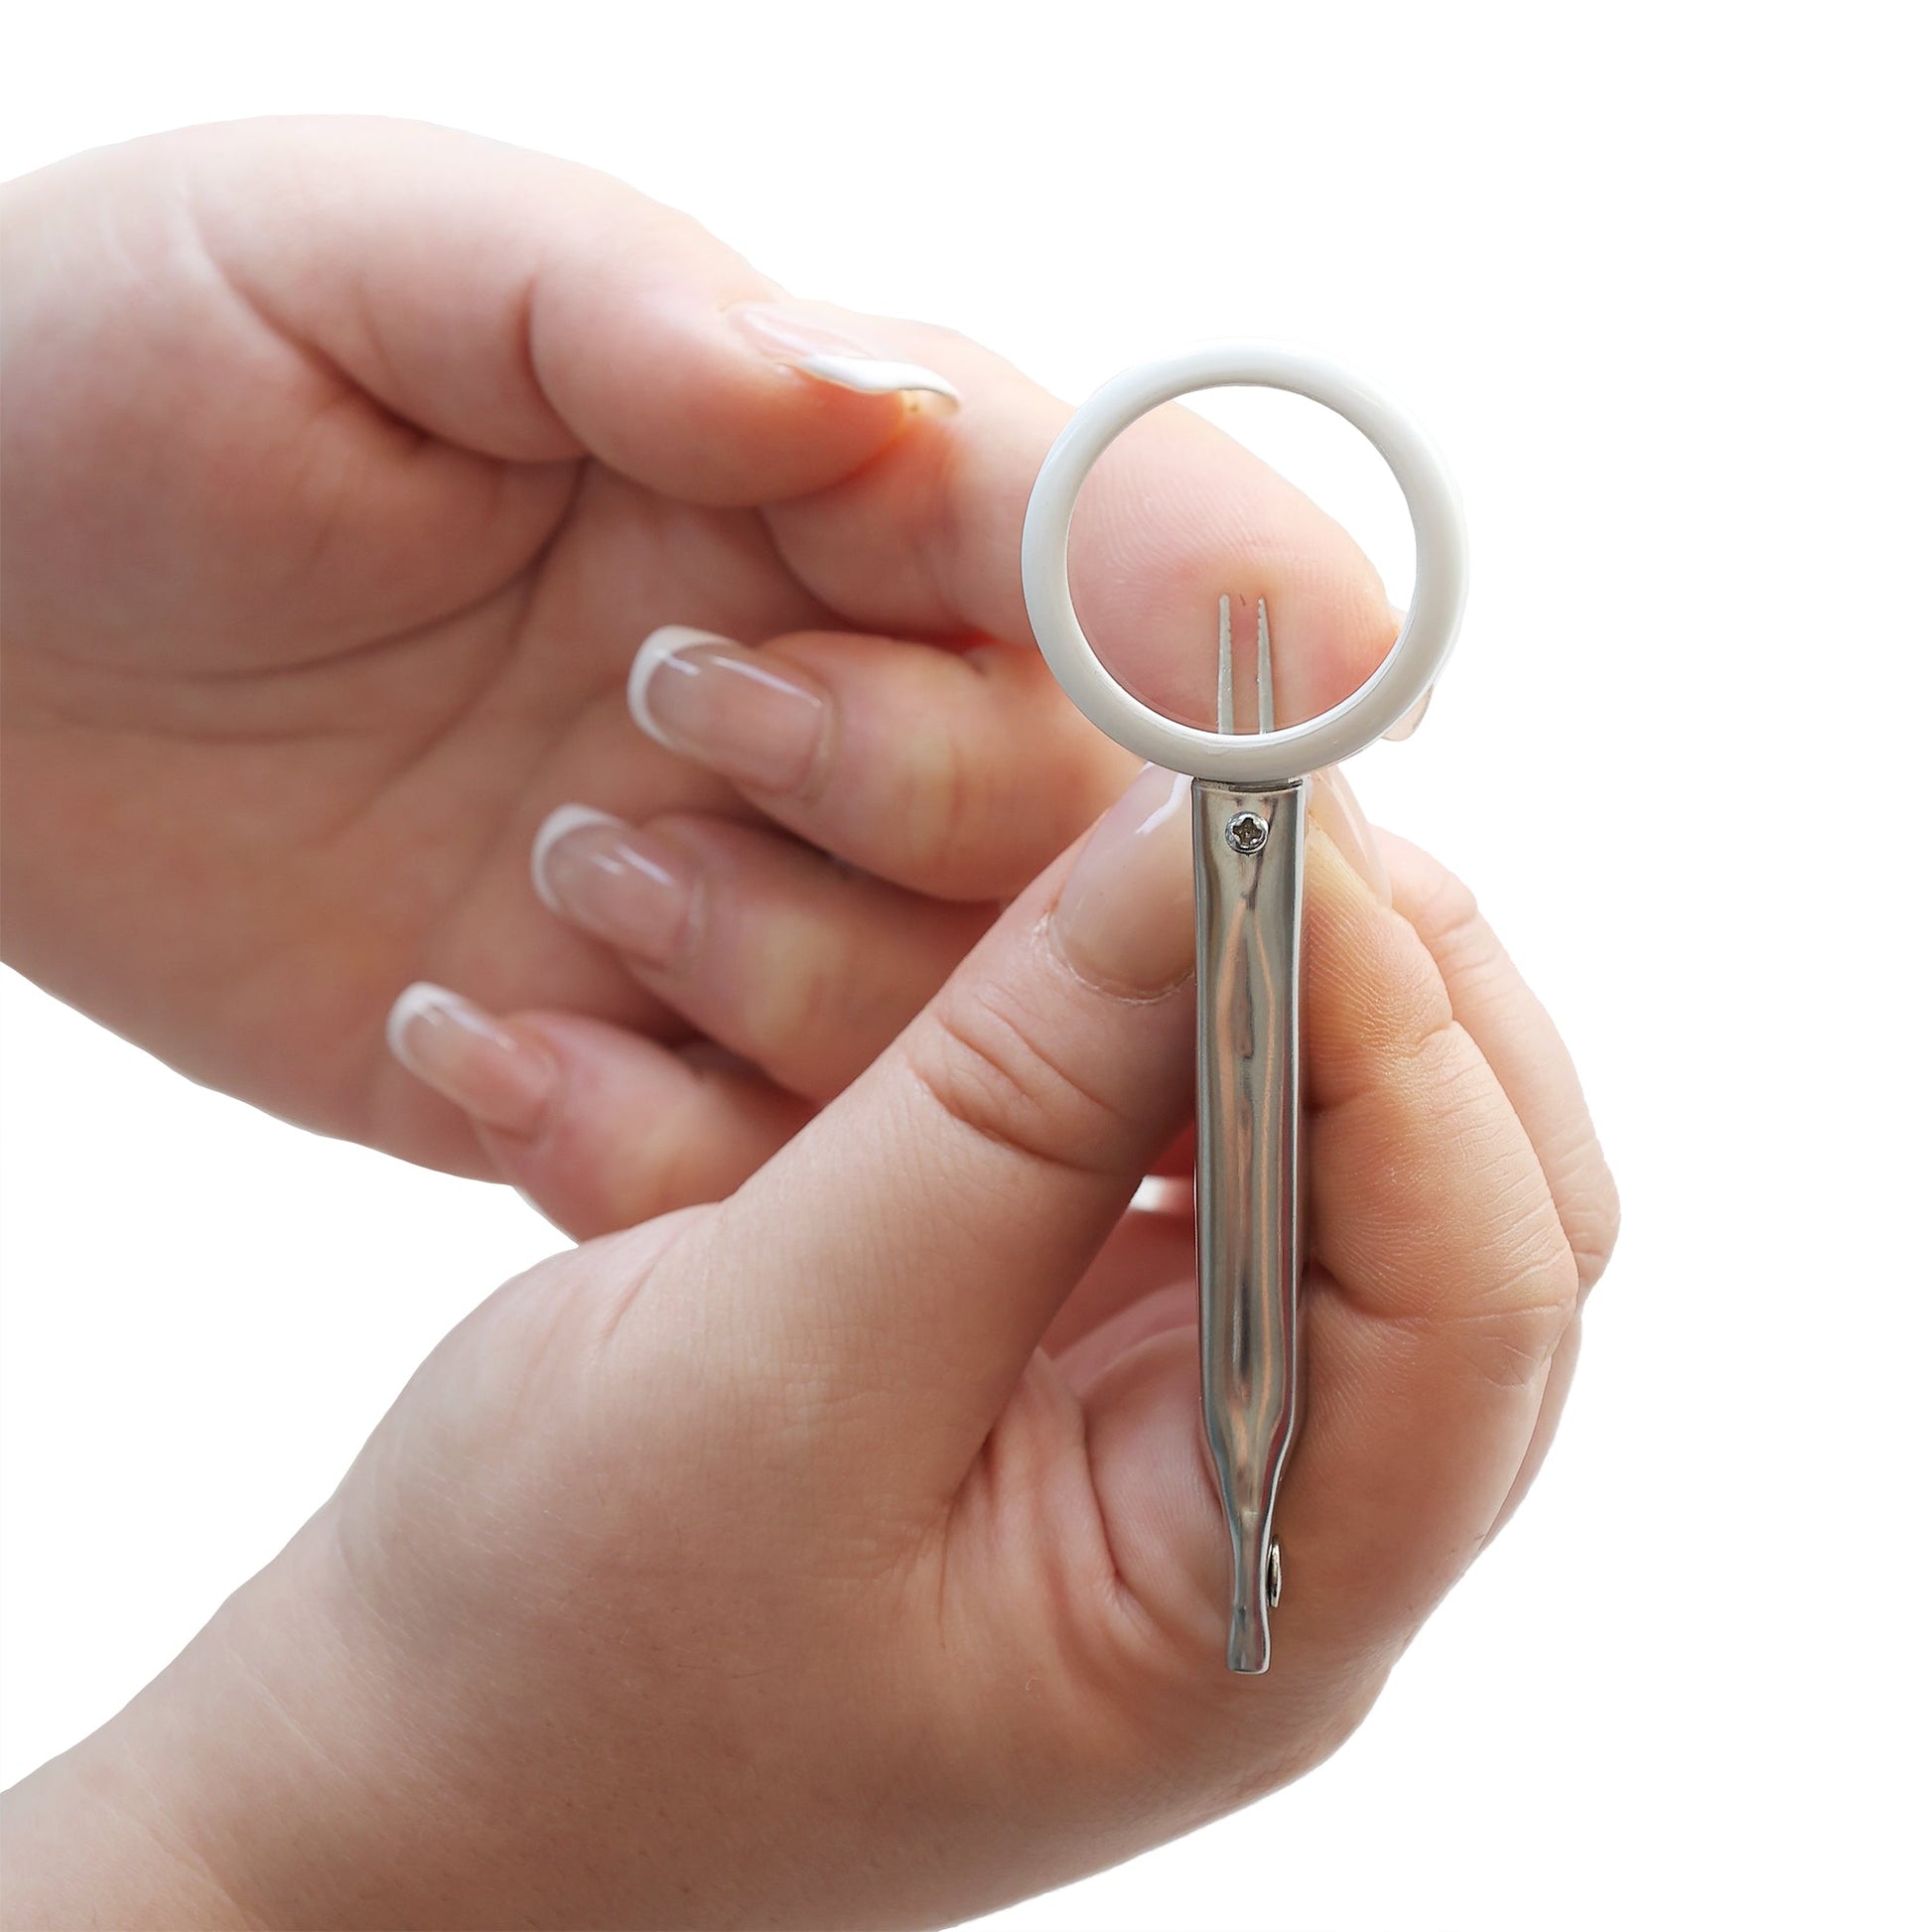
[{"left": 1020, "top": 345, "right": 1468, "bottom": 786}]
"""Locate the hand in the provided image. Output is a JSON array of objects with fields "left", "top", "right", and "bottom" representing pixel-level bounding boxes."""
[
  {"left": 379, "top": 759, "right": 1390, "bottom": 1237},
  {"left": 1, "top": 115, "right": 1392, "bottom": 1195},
  {"left": 7, "top": 773, "right": 1616, "bottom": 1928}
]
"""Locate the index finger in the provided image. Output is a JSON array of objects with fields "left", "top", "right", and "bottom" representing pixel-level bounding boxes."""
[{"left": 759, "top": 317, "right": 1401, "bottom": 727}]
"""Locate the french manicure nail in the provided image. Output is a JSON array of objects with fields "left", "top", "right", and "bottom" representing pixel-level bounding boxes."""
[
  {"left": 529, "top": 804, "right": 694, "bottom": 966},
  {"left": 385, "top": 982, "right": 556, "bottom": 1135},
  {"left": 730, "top": 302, "right": 960, "bottom": 404},
  {"left": 1130, "top": 1173, "right": 1195, "bottom": 1216},
  {"left": 1309, "top": 766, "right": 1393, "bottom": 905},
  {"left": 530, "top": 803, "right": 624, "bottom": 915},
  {"left": 1051, "top": 764, "right": 1197, "bottom": 996},
  {"left": 629, "top": 626, "right": 828, "bottom": 795}
]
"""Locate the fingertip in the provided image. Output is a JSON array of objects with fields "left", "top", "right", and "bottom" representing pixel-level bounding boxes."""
[
  {"left": 535, "top": 271, "right": 964, "bottom": 505},
  {"left": 384, "top": 981, "right": 558, "bottom": 1137},
  {"left": 384, "top": 979, "right": 447, "bottom": 1063},
  {"left": 530, "top": 803, "right": 626, "bottom": 916},
  {"left": 732, "top": 302, "right": 960, "bottom": 404},
  {"left": 472, "top": 1012, "right": 807, "bottom": 1239},
  {"left": 627, "top": 626, "right": 729, "bottom": 745}
]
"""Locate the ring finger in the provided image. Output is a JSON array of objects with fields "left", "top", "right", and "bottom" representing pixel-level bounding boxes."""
[{"left": 532, "top": 804, "right": 993, "bottom": 1100}]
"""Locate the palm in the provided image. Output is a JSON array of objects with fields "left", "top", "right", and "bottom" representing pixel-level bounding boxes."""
[
  {"left": 6, "top": 413, "right": 838, "bottom": 1169},
  {"left": 6, "top": 119, "right": 1390, "bottom": 1195}
]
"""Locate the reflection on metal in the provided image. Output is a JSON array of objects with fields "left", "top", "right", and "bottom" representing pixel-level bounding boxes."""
[{"left": 1193, "top": 769, "right": 1306, "bottom": 1674}]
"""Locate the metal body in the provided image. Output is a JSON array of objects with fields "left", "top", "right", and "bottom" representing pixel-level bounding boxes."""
[
  {"left": 1019, "top": 345, "right": 1467, "bottom": 1676},
  {"left": 1193, "top": 776, "right": 1307, "bottom": 1674}
]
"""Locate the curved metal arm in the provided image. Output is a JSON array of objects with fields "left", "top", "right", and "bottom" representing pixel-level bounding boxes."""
[{"left": 1193, "top": 777, "right": 1308, "bottom": 1673}]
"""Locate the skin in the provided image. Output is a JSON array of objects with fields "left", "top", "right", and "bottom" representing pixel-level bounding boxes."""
[
  {"left": 0, "top": 120, "right": 1618, "bottom": 1928},
  {"left": 1, "top": 115, "right": 1383, "bottom": 1189}
]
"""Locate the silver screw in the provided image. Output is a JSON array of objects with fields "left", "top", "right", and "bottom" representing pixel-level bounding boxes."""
[{"left": 1226, "top": 810, "right": 1268, "bottom": 856}]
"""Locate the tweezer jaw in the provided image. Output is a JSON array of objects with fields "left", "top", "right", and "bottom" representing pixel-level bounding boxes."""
[
  {"left": 1197, "top": 595, "right": 1305, "bottom": 1674},
  {"left": 1217, "top": 594, "right": 1235, "bottom": 733},
  {"left": 1214, "top": 593, "right": 1276, "bottom": 736}
]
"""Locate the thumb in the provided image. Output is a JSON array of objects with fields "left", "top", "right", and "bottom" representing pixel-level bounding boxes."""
[{"left": 688, "top": 762, "right": 1199, "bottom": 1497}]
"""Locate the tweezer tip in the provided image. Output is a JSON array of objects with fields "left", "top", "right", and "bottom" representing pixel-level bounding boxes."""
[
  {"left": 1256, "top": 598, "right": 1274, "bottom": 734},
  {"left": 1216, "top": 594, "right": 1234, "bottom": 735},
  {"left": 1216, "top": 595, "right": 1276, "bottom": 735}
]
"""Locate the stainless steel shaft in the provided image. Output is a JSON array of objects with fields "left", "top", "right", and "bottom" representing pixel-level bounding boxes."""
[{"left": 1192, "top": 776, "right": 1308, "bottom": 1674}]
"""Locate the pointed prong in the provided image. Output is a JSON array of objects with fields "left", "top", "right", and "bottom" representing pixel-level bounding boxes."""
[
  {"left": 1216, "top": 594, "right": 1234, "bottom": 735},
  {"left": 1256, "top": 597, "right": 1274, "bottom": 734}
]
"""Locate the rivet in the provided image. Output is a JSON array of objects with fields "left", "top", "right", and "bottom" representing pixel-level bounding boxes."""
[{"left": 1226, "top": 810, "right": 1268, "bottom": 856}]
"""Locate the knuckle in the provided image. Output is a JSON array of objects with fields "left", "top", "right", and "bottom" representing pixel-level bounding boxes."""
[
  {"left": 1348, "top": 1038, "right": 1583, "bottom": 1387},
  {"left": 1462, "top": 1117, "right": 1587, "bottom": 1374},
  {"left": 745, "top": 903, "right": 899, "bottom": 1093},
  {"left": 1563, "top": 1145, "right": 1622, "bottom": 1294},
  {"left": 875, "top": 708, "right": 976, "bottom": 884},
  {"left": 1406, "top": 842, "right": 1475, "bottom": 930},
  {"left": 734, "top": 905, "right": 843, "bottom": 1053},
  {"left": 1407, "top": 856, "right": 1486, "bottom": 958},
  {"left": 903, "top": 976, "right": 1132, "bottom": 1178},
  {"left": 1388, "top": 856, "right": 1623, "bottom": 1305},
  {"left": 1431, "top": 1304, "right": 1573, "bottom": 1394},
  {"left": 1430, "top": 1229, "right": 1580, "bottom": 1391}
]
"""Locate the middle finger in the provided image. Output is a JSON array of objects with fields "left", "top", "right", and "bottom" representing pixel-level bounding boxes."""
[{"left": 623, "top": 622, "right": 1140, "bottom": 900}]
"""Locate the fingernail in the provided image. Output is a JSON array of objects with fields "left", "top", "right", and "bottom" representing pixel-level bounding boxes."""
[
  {"left": 1130, "top": 1173, "right": 1194, "bottom": 1216},
  {"left": 529, "top": 804, "right": 695, "bottom": 966},
  {"left": 1382, "top": 687, "right": 1433, "bottom": 743},
  {"left": 530, "top": 803, "right": 624, "bottom": 914},
  {"left": 385, "top": 982, "right": 556, "bottom": 1135},
  {"left": 1309, "top": 766, "right": 1392, "bottom": 905},
  {"left": 628, "top": 627, "right": 828, "bottom": 795},
  {"left": 1051, "top": 764, "right": 1197, "bottom": 995},
  {"left": 730, "top": 302, "right": 960, "bottom": 404}
]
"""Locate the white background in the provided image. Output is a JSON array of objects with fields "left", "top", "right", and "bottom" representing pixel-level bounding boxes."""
[{"left": 3, "top": 3, "right": 1927, "bottom": 1926}]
